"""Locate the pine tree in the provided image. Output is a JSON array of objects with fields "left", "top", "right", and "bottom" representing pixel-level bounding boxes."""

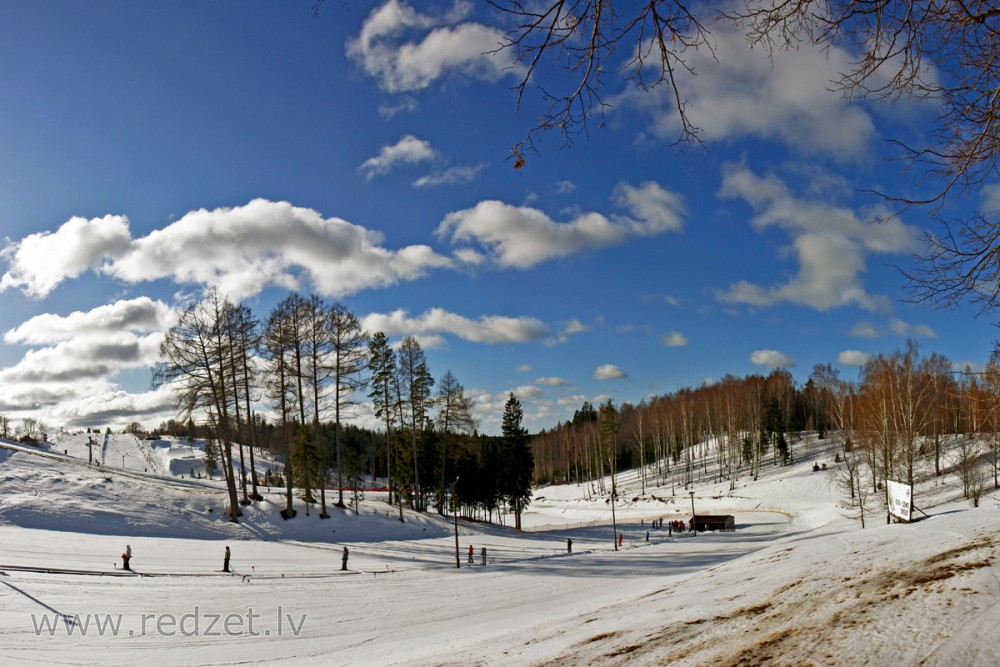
[
  {"left": 368, "top": 332, "right": 399, "bottom": 508},
  {"left": 204, "top": 434, "right": 218, "bottom": 479},
  {"left": 397, "top": 336, "right": 433, "bottom": 511},
  {"left": 500, "top": 393, "right": 533, "bottom": 530}
]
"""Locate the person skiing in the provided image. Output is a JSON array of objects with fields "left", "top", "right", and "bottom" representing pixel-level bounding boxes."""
[
  {"left": 341, "top": 546, "right": 349, "bottom": 571},
  {"left": 468, "top": 544, "right": 474, "bottom": 564},
  {"left": 223, "top": 546, "right": 231, "bottom": 573},
  {"left": 122, "top": 544, "right": 132, "bottom": 571},
  {"left": 481, "top": 546, "right": 487, "bottom": 566},
  {"left": 617, "top": 533, "right": 623, "bottom": 547},
  {"left": 567, "top": 538, "right": 572, "bottom": 554}
]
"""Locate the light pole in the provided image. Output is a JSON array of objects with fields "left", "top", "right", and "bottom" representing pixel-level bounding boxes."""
[
  {"left": 452, "top": 477, "right": 460, "bottom": 569},
  {"left": 689, "top": 490, "right": 697, "bottom": 536}
]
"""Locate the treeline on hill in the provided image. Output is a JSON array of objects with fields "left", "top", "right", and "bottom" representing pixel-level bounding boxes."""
[
  {"left": 532, "top": 342, "right": 1000, "bottom": 518},
  {"left": 153, "top": 288, "right": 532, "bottom": 526}
]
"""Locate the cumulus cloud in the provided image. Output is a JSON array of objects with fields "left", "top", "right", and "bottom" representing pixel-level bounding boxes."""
[
  {"left": 717, "top": 164, "right": 920, "bottom": 312},
  {"left": 359, "top": 135, "right": 437, "bottom": 181},
  {"left": 1, "top": 200, "right": 453, "bottom": 302},
  {"left": 0, "top": 298, "right": 174, "bottom": 427},
  {"left": 512, "top": 385, "right": 543, "bottom": 400},
  {"left": 1, "top": 214, "right": 132, "bottom": 298},
  {"left": 837, "top": 350, "right": 871, "bottom": 366},
  {"left": 749, "top": 349, "right": 795, "bottom": 369},
  {"left": 662, "top": 331, "right": 688, "bottom": 347},
  {"left": 627, "top": 22, "right": 876, "bottom": 158},
  {"left": 361, "top": 307, "right": 548, "bottom": 344},
  {"left": 536, "top": 377, "right": 570, "bottom": 386},
  {"left": 5, "top": 297, "right": 175, "bottom": 345},
  {"left": 438, "top": 181, "right": 685, "bottom": 268},
  {"left": 109, "top": 199, "right": 449, "bottom": 301},
  {"left": 613, "top": 181, "right": 685, "bottom": 235},
  {"left": 593, "top": 364, "right": 627, "bottom": 380},
  {"left": 346, "top": 0, "right": 517, "bottom": 93}
]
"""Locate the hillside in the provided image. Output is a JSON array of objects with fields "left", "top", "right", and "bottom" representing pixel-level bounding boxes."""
[{"left": 0, "top": 432, "right": 997, "bottom": 665}]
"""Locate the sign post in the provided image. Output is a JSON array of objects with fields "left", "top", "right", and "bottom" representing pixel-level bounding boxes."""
[{"left": 886, "top": 480, "right": 912, "bottom": 523}]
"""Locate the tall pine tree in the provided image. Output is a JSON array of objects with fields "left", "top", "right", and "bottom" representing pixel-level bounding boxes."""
[{"left": 500, "top": 393, "right": 533, "bottom": 530}]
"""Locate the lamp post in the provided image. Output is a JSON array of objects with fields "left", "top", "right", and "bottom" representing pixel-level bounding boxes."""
[
  {"left": 452, "top": 477, "right": 460, "bottom": 569},
  {"left": 689, "top": 490, "right": 697, "bottom": 536}
]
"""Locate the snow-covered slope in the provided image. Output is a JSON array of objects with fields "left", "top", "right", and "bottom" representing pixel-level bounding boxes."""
[{"left": 0, "top": 432, "right": 997, "bottom": 666}]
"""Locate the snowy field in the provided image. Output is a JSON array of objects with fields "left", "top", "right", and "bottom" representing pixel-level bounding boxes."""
[{"left": 1, "top": 433, "right": 999, "bottom": 665}]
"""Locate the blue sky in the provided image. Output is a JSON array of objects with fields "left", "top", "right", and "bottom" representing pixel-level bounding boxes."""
[{"left": 0, "top": 1, "right": 994, "bottom": 435}]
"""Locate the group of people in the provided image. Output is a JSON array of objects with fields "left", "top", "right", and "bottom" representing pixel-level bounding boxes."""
[
  {"left": 466, "top": 545, "right": 487, "bottom": 565},
  {"left": 119, "top": 518, "right": 700, "bottom": 575},
  {"left": 121, "top": 544, "right": 350, "bottom": 574}
]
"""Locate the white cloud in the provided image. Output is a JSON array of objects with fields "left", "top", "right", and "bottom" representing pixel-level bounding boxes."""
[
  {"left": 536, "top": 377, "right": 570, "bottom": 387},
  {"left": 662, "top": 331, "right": 688, "bottom": 347},
  {"left": 888, "top": 318, "right": 936, "bottom": 338},
  {"left": 103, "top": 199, "right": 451, "bottom": 301},
  {"left": 516, "top": 364, "right": 532, "bottom": 373},
  {"left": 1, "top": 214, "right": 132, "bottom": 298},
  {"left": 593, "top": 364, "right": 627, "bottom": 380},
  {"left": 437, "top": 182, "right": 685, "bottom": 268},
  {"left": 361, "top": 307, "right": 548, "bottom": 344},
  {"left": 717, "top": 164, "right": 920, "bottom": 312},
  {"left": 837, "top": 350, "right": 871, "bottom": 366},
  {"left": 0, "top": 299, "right": 174, "bottom": 428},
  {"left": 849, "top": 319, "right": 936, "bottom": 339},
  {"left": 557, "top": 394, "right": 588, "bottom": 408},
  {"left": 981, "top": 182, "right": 1000, "bottom": 213},
  {"left": 378, "top": 96, "right": 418, "bottom": 119},
  {"left": 346, "top": 0, "right": 517, "bottom": 93},
  {"left": 613, "top": 181, "right": 685, "bottom": 235},
  {"left": 413, "top": 162, "right": 486, "bottom": 188},
  {"left": 627, "top": 22, "right": 876, "bottom": 158},
  {"left": 1, "top": 200, "right": 453, "bottom": 303},
  {"left": 512, "top": 385, "right": 543, "bottom": 400},
  {"left": 849, "top": 321, "right": 882, "bottom": 338},
  {"left": 5, "top": 297, "right": 175, "bottom": 345},
  {"left": 749, "top": 349, "right": 795, "bottom": 369},
  {"left": 359, "top": 135, "right": 436, "bottom": 180}
]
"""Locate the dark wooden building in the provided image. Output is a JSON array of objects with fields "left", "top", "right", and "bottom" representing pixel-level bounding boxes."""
[{"left": 691, "top": 515, "right": 735, "bottom": 532}]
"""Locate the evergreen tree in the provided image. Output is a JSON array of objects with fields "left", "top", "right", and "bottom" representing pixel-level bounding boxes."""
[
  {"left": 397, "top": 336, "right": 434, "bottom": 511},
  {"left": 203, "top": 434, "right": 219, "bottom": 478},
  {"left": 500, "top": 393, "right": 533, "bottom": 530},
  {"left": 368, "top": 331, "right": 399, "bottom": 509}
]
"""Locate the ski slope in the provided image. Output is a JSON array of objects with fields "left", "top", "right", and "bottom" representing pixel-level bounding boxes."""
[{"left": 1, "top": 433, "right": 999, "bottom": 665}]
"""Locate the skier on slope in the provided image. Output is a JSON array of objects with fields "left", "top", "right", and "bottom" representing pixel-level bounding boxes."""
[{"left": 122, "top": 544, "right": 132, "bottom": 571}]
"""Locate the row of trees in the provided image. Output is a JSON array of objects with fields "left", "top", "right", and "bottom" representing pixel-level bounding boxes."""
[
  {"left": 155, "top": 289, "right": 533, "bottom": 525},
  {"left": 532, "top": 341, "right": 1000, "bottom": 516}
]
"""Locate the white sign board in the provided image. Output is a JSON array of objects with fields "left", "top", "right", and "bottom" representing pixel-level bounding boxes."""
[{"left": 886, "top": 480, "right": 912, "bottom": 522}]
